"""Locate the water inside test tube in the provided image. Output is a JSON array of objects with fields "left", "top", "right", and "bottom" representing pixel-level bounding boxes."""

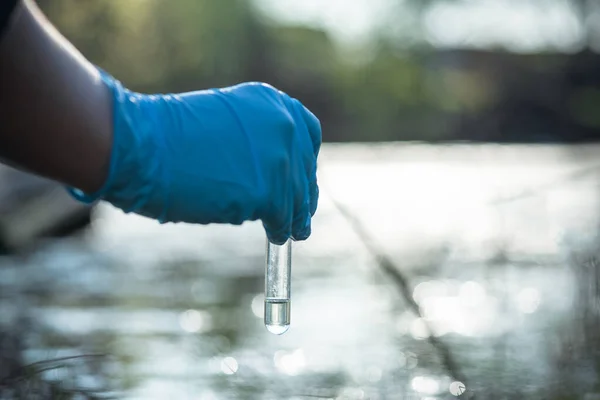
[
  {"left": 264, "top": 239, "right": 291, "bottom": 335},
  {"left": 264, "top": 298, "right": 290, "bottom": 335}
]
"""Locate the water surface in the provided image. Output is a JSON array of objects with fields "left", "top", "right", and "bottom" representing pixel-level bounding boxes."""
[{"left": 2, "top": 143, "right": 600, "bottom": 399}]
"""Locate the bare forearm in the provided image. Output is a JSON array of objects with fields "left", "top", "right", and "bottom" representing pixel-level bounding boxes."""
[{"left": 0, "top": 0, "right": 112, "bottom": 193}]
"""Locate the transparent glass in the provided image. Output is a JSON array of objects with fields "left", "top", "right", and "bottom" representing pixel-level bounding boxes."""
[{"left": 264, "top": 238, "right": 291, "bottom": 335}]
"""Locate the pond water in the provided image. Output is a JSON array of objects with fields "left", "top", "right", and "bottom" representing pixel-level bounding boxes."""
[{"left": 2, "top": 143, "right": 600, "bottom": 400}]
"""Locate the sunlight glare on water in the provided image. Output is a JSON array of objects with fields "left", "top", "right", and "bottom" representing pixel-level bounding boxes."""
[
  {"left": 459, "top": 281, "right": 486, "bottom": 307},
  {"left": 410, "top": 318, "right": 430, "bottom": 340},
  {"left": 251, "top": 293, "right": 264, "bottom": 317},
  {"left": 220, "top": 357, "right": 239, "bottom": 375},
  {"left": 411, "top": 279, "right": 498, "bottom": 338},
  {"left": 196, "top": 390, "right": 219, "bottom": 400},
  {"left": 449, "top": 381, "right": 467, "bottom": 396},
  {"left": 413, "top": 280, "right": 449, "bottom": 304},
  {"left": 338, "top": 387, "right": 366, "bottom": 399},
  {"left": 178, "top": 309, "right": 211, "bottom": 333},
  {"left": 10, "top": 143, "right": 600, "bottom": 399},
  {"left": 516, "top": 287, "right": 542, "bottom": 314},
  {"left": 411, "top": 376, "right": 441, "bottom": 395},
  {"left": 274, "top": 349, "right": 306, "bottom": 376},
  {"left": 365, "top": 366, "right": 383, "bottom": 383}
]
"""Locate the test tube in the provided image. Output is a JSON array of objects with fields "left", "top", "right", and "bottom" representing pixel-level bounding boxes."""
[{"left": 264, "top": 238, "right": 292, "bottom": 335}]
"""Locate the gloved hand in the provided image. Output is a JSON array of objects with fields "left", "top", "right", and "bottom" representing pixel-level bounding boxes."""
[{"left": 68, "top": 70, "right": 321, "bottom": 245}]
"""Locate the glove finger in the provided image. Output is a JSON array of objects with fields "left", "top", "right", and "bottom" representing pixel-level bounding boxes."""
[
  {"left": 290, "top": 98, "right": 319, "bottom": 217},
  {"left": 262, "top": 159, "right": 294, "bottom": 246},
  {"left": 297, "top": 102, "right": 322, "bottom": 158},
  {"left": 263, "top": 192, "right": 293, "bottom": 245},
  {"left": 285, "top": 118, "right": 311, "bottom": 240},
  {"left": 291, "top": 172, "right": 311, "bottom": 241},
  {"left": 309, "top": 183, "right": 319, "bottom": 217}
]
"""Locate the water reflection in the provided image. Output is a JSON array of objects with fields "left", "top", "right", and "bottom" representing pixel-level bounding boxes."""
[
  {"left": 449, "top": 380, "right": 466, "bottom": 396},
  {"left": 220, "top": 357, "right": 239, "bottom": 375},
  {"left": 459, "top": 281, "right": 486, "bottom": 306},
  {"left": 412, "top": 279, "right": 499, "bottom": 337},
  {"left": 196, "top": 390, "right": 219, "bottom": 400},
  {"left": 410, "top": 318, "right": 431, "bottom": 340},
  {"left": 2, "top": 143, "right": 600, "bottom": 398},
  {"left": 365, "top": 366, "right": 382, "bottom": 383},
  {"left": 411, "top": 376, "right": 441, "bottom": 395},
  {"left": 179, "top": 309, "right": 212, "bottom": 333},
  {"left": 251, "top": 293, "right": 264, "bottom": 318},
  {"left": 516, "top": 287, "right": 542, "bottom": 314},
  {"left": 274, "top": 349, "right": 305, "bottom": 376},
  {"left": 337, "top": 387, "right": 365, "bottom": 399}
]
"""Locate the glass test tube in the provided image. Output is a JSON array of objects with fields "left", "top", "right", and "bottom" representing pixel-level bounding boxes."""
[{"left": 264, "top": 238, "right": 292, "bottom": 335}]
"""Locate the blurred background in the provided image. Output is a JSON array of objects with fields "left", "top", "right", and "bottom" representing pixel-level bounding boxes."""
[{"left": 2, "top": 0, "right": 600, "bottom": 399}]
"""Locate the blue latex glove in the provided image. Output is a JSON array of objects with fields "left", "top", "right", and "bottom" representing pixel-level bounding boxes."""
[{"left": 68, "top": 71, "right": 321, "bottom": 245}]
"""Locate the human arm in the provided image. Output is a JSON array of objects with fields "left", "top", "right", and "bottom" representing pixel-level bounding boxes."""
[
  {"left": 0, "top": 0, "right": 321, "bottom": 244},
  {"left": 0, "top": 0, "right": 112, "bottom": 193}
]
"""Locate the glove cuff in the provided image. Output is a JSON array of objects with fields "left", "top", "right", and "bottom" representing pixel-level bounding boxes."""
[{"left": 66, "top": 68, "right": 167, "bottom": 221}]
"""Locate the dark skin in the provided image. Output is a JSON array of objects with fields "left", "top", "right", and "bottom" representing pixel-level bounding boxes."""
[{"left": 0, "top": 0, "right": 112, "bottom": 193}]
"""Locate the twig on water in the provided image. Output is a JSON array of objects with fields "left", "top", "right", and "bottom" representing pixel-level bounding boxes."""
[{"left": 327, "top": 191, "right": 472, "bottom": 396}]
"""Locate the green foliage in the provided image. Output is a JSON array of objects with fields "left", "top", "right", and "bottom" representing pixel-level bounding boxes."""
[
  {"left": 569, "top": 87, "right": 600, "bottom": 128},
  {"left": 32, "top": 1, "right": 520, "bottom": 142},
  {"left": 33, "top": 0, "right": 450, "bottom": 141}
]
